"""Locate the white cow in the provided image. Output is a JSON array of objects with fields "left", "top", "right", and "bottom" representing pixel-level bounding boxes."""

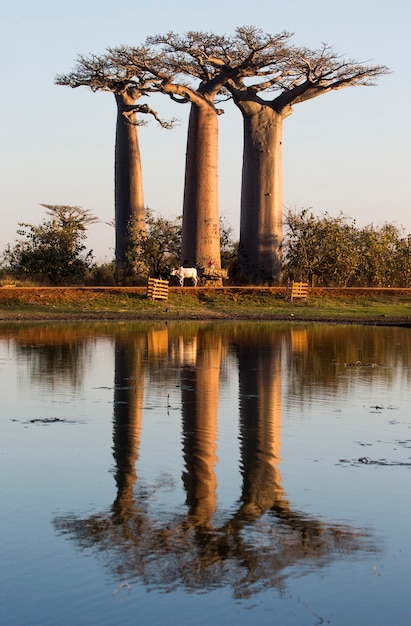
[{"left": 171, "top": 266, "right": 198, "bottom": 287}]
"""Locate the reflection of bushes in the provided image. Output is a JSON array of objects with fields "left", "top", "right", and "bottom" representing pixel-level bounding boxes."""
[
  {"left": 18, "top": 341, "right": 94, "bottom": 389},
  {"left": 7, "top": 321, "right": 411, "bottom": 394},
  {"left": 284, "top": 324, "right": 411, "bottom": 402}
]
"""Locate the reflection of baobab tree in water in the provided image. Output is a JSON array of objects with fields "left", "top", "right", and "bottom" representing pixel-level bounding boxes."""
[
  {"left": 235, "top": 326, "right": 286, "bottom": 520},
  {"left": 181, "top": 329, "right": 221, "bottom": 529},
  {"left": 54, "top": 334, "right": 151, "bottom": 566},
  {"left": 225, "top": 327, "right": 374, "bottom": 595},
  {"left": 111, "top": 334, "right": 146, "bottom": 526},
  {"left": 53, "top": 325, "right": 378, "bottom": 596}
]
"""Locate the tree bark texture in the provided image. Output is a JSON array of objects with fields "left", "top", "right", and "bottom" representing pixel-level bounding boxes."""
[
  {"left": 181, "top": 101, "right": 221, "bottom": 270},
  {"left": 237, "top": 102, "right": 284, "bottom": 284},
  {"left": 114, "top": 93, "right": 146, "bottom": 272}
]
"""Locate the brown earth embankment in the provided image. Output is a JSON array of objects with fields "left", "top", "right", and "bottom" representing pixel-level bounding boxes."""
[{"left": 0, "top": 285, "right": 411, "bottom": 324}]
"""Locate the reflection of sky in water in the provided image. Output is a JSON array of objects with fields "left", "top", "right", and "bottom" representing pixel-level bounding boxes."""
[{"left": 1, "top": 322, "right": 411, "bottom": 626}]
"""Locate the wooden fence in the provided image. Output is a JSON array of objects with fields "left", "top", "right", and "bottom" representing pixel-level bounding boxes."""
[
  {"left": 146, "top": 278, "right": 169, "bottom": 301},
  {"left": 287, "top": 281, "right": 309, "bottom": 301}
]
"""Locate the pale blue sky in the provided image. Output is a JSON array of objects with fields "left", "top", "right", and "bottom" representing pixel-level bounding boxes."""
[{"left": 1, "top": 0, "right": 409, "bottom": 262}]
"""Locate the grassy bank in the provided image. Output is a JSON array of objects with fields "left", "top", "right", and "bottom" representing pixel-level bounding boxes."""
[{"left": 1, "top": 286, "right": 411, "bottom": 325}]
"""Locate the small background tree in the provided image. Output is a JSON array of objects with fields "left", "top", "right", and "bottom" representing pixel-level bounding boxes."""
[
  {"left": 219, "top": 216, "right": 239, "bottom": 281},
  {"left": 2, "top": 204, "right": 97, "bottom": 285},
  {"left": 126, "top": 208, "right": 182, "bottom": 279},
  {"left": 125, "top": 210, "right": 238, "bottom": 283},
  {"left": 283, "top": 209, "right": 360, "bottom": 286}
]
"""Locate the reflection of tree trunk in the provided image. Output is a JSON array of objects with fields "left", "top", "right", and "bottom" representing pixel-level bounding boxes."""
[
  {"left": 181, "top": 332, "right": 221, "bottom": 528},
  {"left": 114, "top": 92, "right": 146, "bottom": 275},
  {"left": 112, "top": 335, "right": 146, "bottom": 525},
  {"left": 236, "top": 332, "right": 287, "bottom": 520},
  {"left": 181, "top": 101, "right": 221, "bottom": 269}
]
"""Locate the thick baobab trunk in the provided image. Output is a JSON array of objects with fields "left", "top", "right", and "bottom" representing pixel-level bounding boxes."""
[
  {"left": 237, "top": 102, "right": 285, "bottom": 284},
  {"left": 114, "top": 93, "right": 146, "bottom": 274},
  {"left": 181, "top": 100, "right": 221, "bottom": 270}
]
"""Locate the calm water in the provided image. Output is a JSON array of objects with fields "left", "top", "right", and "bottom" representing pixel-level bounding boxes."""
[{"left": 1, "top": 321, "right": 411, "bottom": 625}]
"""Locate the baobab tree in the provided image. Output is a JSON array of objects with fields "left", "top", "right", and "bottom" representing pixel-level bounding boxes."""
[
  {"left": 224, "top": 28, "right": 390, "bottom": 283},
  {"left": 55, "top": 53, "right": 173, "bottom": 278}
]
